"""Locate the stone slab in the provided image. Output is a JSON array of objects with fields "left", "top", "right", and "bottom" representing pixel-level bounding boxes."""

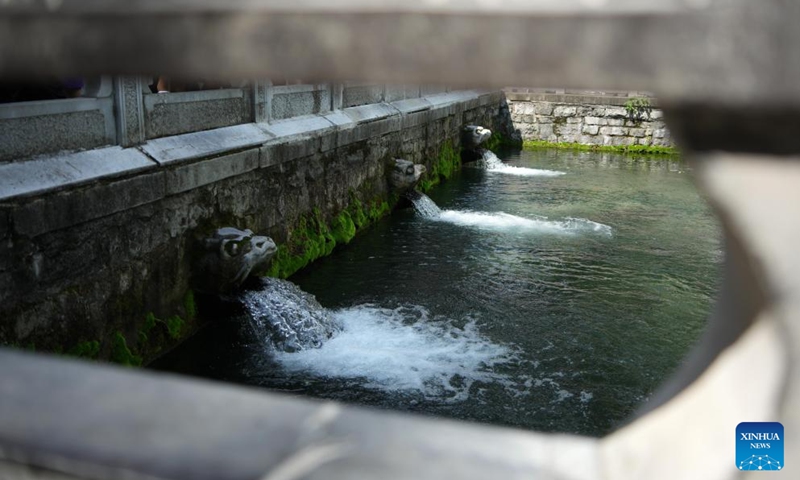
[
  {"left": 261, "top": 115, "right": 335, "bottom": 138},
  {"left": 140, "top": 124, "right": 271, "bottom": 165},
  {"left": 271, "top": 88, "right": 332, "bottom": 121},
  {"left": 12, "top": 172, "right": 165, "bottom": 238},
  {"left": 270, "top": 136, "right": 321, "bottom": 164},
  {"left": 342, "top": 103, "right": 400, "bottom": 124},
  {"left": 390, "top": 98, "right": 432, "bottom": 114},
  {"left": 0, "top": 147, "right": 157, "bottom": 202},
  {"left": 506, "top": 92, "right": 658, "bottom": 107},
  {"left": 425, "top": 91, "right": 481, "bottom": 108},
  {"left": 165, "top": 149, "right": 260, "bottom": 195},
  {"left": 337, "top": 117, "right": 401, "bottom": 146},
  {"left": 320, "top": 111, "right": 355, "bottom": 128},
  {"left": 144, "top": 89, "right": 249, "bottom": 140},
  {"left": 400, "top": 110, "right": 433, "bottom": 129}
]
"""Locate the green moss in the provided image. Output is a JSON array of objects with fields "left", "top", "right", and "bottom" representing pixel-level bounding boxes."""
[
  {"left": 66, "top": 340, "right": 100, "bottom": 359},
  {"left": 166, "top": 316, "right": 185, "bottom": 340},
  {"left": 368, "top": 201, "right": 390, "bottom": 221},
  {"left": 138, "top": 312, "right": 158, "bottom": 343},
  {"left": 419, "top": 178, "right": 436, "bottom": 192},
  {"left": 437, "top": 141, "right": 459, "bottom": 180},
  {"left": 111, "top": 332, "right": 142, "bottom": 367},
  {"left": 265, "top": 209, "right": 337, "bottom": 279},
  {"left": 331, "top": 210, "right": 357, "bottom": 245},
  {"left": 266, "top": 194, "right": 397, "bottom": 279},
  {"left": 348, "top": 193, "right": 369, "bottom": 230},
  {"left": 523, "top": 140, "right": 680, "bottom": 157},
  {"left": 184, "top": 290, "right": 197, "bottom": 321},
  {"left": 419, "top": 140, "right": 461, "bottom": 192},
  {"left": 484, "top": 131, "right": 521, "bottom": 152},
  {"left": 139, "top": 309, "right": 187, "bottom": 345}
]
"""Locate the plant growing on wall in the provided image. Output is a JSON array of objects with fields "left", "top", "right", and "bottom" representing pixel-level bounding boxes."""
[{"left": 624, "top": 97, "right": 652, "bottom": 121}]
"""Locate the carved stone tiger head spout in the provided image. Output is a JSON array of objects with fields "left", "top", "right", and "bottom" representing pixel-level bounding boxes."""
[
  {"left": 193, "top": 227, "right": 277, "bottom": 294},
  {"left": 389, "top": 159, "right": 426, "bottom": 192},
  {"left": 462, "top": 125, "right": 492, "bottom": 150}
]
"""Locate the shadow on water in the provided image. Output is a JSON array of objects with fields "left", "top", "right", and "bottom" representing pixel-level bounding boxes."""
[{"left": 153, "top": 148, "right": 721, "bottom": 437}]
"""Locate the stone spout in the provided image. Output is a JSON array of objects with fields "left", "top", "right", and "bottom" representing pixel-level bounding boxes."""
[
  {"left": 192, "top": 227, "right": 277, "bottom": 294},
  {"left": 389, "top": 159, "right": 426, "bottom": 192},
  {"left": 461, "top": 125, "right": 493, "bottom": 164},
  {"left": 462, "top": 125, "right": 492, "bottom": 150}
]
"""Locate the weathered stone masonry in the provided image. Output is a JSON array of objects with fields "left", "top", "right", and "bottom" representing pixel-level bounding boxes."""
[
  {"left": 0, "top": 84, "right": 508, "bottom": 363},
  {"left": 505, "top": 90, "right": 674, "bottom": 148}
]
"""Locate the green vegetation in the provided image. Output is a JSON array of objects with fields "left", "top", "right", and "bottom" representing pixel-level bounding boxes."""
[
  {"left": 420, "top": 140, "right": 461, "bottom": 192},
  {"left": 331, "top": 210, "right": 357, "bottom": 245},
  {"left": 166, "top": 316, "right": 185, "bottom": 340},
  {"left": 523, "top": 140, "right": 679, "bottom": 157},
  {"left": 137, "top": 307, "right": 190, "bottom": 357},
  {"left": 139, "top": 312, "right": 158, "bottom": 344},
  {"left": 266, "top": 197, "right": 394, "bottom": 280},
  {"left": 624, "top": 97, "right": 652, "bottom": 122},
  {"left": 265, "top": 208, "right": 336, "bottom": 278},
  {"left": 66, "top": 340, "right": 100, "bottom": 359},
  {"left": 111, "top": 332, "right": 142, "bottom": 367},
  {"left": 184, "top": 290, "right": 196, "bottom": 321},
  {"left": 484, "top": 131, "right": 522, "bottom": 152},
  {"left": 348, "top": 193, "right": 370, "bottom": 230}
]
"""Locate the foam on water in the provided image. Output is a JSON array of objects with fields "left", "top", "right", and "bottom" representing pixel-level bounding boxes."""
[
  {"left": 272, "top": 304, "right": 526, "bottom": 402},
  {"left": 436, "top": 210, "right": 612, "bottom": 236},
  {"left": 409, "top": 192, "right": 613, "bottom": 236},
  {"left": 482, "top": 150, "right": 566, "bottom": 177},
  {"left": 408, "top": 192, "right": 612, "bottom": 236}
]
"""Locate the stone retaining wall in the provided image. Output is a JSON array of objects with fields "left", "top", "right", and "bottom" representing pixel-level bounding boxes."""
[
  {"left": 505, "top": 90, "right": 674, "bottom": 148},
  {"left": 0, "top": 89, "right": 508, "bottom": 364}
]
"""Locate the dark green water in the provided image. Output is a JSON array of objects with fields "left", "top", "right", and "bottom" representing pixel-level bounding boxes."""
[{"left": 153, "top": 148, "right": 721, "bottom": 437}]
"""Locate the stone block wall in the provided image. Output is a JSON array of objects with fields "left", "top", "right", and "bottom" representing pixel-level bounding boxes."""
[
  {"left": 0, "top": 89, "right": 507, "bottom": 364},
  {"left": 505, "top": 90, "right": 674, "bottom": 148}
]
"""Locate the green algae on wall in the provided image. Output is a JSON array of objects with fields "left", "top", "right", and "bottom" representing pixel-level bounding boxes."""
[
  {"left": 523, "top": 140, "right": 680, "bottom": 157},
  {"left": 420, "top": 140, "right": 461, "bottom": 192},
  {"left": 484, "top": 131, "right": 523, "bottom": 153},
  {"left": 266, "top": 197, "right": 394, "bottom": 280},
  {"left": 66, "top": 340, "right": 101, "bottom": 359},
  {"left": 331, "top": 210, "right": 357, "bottom": 245},
  {"left": 111, "top": 332, "right": 142, "bottom": 367}
]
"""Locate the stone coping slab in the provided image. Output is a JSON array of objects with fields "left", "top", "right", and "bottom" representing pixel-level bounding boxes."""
[
  {"left": 0, "top": 147, "right": 157, "bottom": 202},
  {"left": 390, "top": 97, "right": 433, "bottom": 114},
  {"left": 505, "top": 92, "right": 661, "bottom": 107},
  {"left": 341, "top": 103, "right": 401, "bottom": 124},
  {"left": 260, "top": 114, "right": 336, "bottom": 139},
  {"left": 140, "top": 124, "right": 273, "bottom": 165}
]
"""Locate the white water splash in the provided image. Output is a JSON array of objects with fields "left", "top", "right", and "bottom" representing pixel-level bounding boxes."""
[
  {"left": 272, "top": 304, "right": 526, "bottom": 402},
  {"left": 437, "top": 210, "right": 612, "bottom": 236},
  {"left": 482, "top": 150, "right": 566, "bottom": 177},
  {"left": 408, "top": 192, "right": 612, "bottom": 236},
  {"left": 242, "top": 278, "right": 343, "bottom": 352},
  {"left": 409, "top": 192, "right": 442, "bottom": 218}
]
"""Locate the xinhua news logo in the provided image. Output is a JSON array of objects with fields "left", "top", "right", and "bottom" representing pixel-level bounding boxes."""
[{"left": 736, "top": 422, "right": 784, "bottom": 471}]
